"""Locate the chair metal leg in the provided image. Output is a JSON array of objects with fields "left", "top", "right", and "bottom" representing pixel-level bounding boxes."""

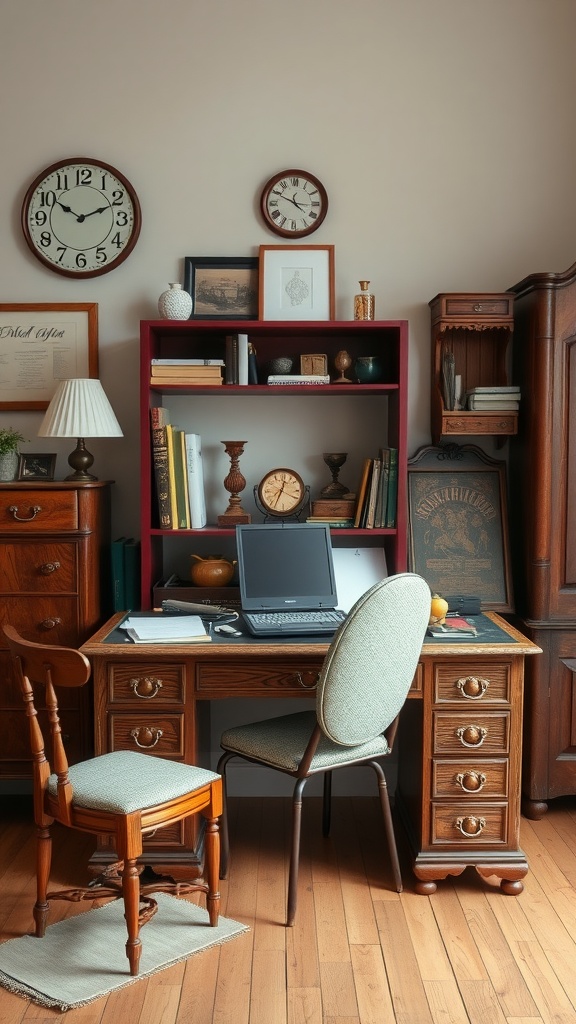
[
  {"left": 204, "top": 815, "right": 221, "bottom": 926},
  {"left": 34, "top": 825, "right": 52, "bottom": 937},
  {"left": 122, "top": 857, "right": 142, "bottom": 976},
  {"left": 216, "top": 751, "right": 233, "bottom": 879},
  {"left": 370, "top": 760, "right": 403, "bottom": 892},
  {"left": 287, "top": 777, "right": 307, "bottom": 927},
  {"left": 322, "top": 771, "right": 332, "bottom": 836}
]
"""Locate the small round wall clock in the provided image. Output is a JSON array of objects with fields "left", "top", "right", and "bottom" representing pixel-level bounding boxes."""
[
  {"left": 256, "top": 467, "right": 308, "bottom": 518},
  {"left": 260, "top": 169, "right": 328, "bottom": 238},
  {"left": 21, "top": 157, "right": 142, "bottom": 277}
]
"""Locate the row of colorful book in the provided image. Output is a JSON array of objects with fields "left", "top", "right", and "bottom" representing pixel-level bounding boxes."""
[
  {"left": 150, "top": 406, "right": 206, "bottom": 530},
  {"left": 354, "top": 448, "right": 398, "bottom": 528}
]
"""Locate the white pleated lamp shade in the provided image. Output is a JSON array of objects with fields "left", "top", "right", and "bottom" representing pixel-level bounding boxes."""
[{"left": 38, "top": 378, "right": 123, "bottom": 439}]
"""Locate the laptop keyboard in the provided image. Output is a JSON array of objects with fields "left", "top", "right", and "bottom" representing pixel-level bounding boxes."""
[{"left": 246, "top": 609, "right": 346, "bottom": 627}]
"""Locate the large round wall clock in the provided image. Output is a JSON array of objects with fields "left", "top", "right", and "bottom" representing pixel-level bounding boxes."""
[
  {"left": 256, "top": 467, "right": 308, "bottom": 518},
  {"left": 260, "top": 169, "right": 328, "bottom": 238},
  {"left": 21, "top": 157, "right": 142, "bottom": 277}
]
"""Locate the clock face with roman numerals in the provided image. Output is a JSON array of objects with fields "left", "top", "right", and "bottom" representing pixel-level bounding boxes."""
[
  {"left": 260, "top": 169, "right": 328, "bottom": 238},
  {"left": 21, "top": 158, "right": 142, "bottom": 277}
]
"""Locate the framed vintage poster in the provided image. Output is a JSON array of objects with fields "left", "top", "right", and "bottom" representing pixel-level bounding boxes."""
[
  {"left": 184, "top": 257, "right": 258, "bottom": 320},
  {"left": 259, "top": 244, "right": 335, "bottom": 321},
  {"left": 0, "top": 303, "right": 98, "bottom": 411},
  {"left": 407, "top": 443, "right": 513, "bottom": 612}
]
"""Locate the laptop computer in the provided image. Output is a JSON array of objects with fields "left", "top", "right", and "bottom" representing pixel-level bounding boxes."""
[{"left": 236, "top": 522, "right": 347, "bottom": 636}]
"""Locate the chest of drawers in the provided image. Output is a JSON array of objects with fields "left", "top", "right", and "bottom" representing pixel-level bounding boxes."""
[{"left": 0, "top": 481, "right": 111, "bottom": 778}]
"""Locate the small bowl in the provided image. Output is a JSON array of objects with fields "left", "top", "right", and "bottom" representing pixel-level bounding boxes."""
[
  {"left": 267, "top": 356, "right": 293, "bottom": 375},
  {"left": 354, "top": 356, "right": 383, "bottom": 384}
]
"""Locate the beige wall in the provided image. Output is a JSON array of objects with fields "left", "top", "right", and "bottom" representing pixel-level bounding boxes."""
[{"left": 2, "top": 0, "right": 576, "bottom": 537}]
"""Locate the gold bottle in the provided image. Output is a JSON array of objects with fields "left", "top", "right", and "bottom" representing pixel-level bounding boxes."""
[{"left": 354, "top": 280, "right": 375, "bottom": 320}]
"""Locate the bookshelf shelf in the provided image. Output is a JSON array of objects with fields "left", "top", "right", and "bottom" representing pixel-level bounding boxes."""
[{"left": 140, "top": 319, "right": 409, "bottom": 610}]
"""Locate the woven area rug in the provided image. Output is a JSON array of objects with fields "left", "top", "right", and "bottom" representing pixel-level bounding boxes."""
[{"left": 0, "top": 892, "right": 248, "bottom": 1011}]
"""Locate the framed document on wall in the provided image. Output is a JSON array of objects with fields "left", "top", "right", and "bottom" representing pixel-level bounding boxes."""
[{"left": 407, "top": 443, "right": 513, "bottom": 612}]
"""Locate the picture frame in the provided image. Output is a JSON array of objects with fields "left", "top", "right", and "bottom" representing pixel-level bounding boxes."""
[
  {"left": 17, "top": 452, "right": 57, "bottom": 481},
  {"left": 183, "top": 257, "right": 258, "bottom": 320},
  {"left": 259, "top": 245, "right": 335, "bottom": 321},
  {"left": 0, "top": 303, "right": 98, "bottom": 411},
  {"left": 407, "top": 443, "right": 513, "bottom": 612}
]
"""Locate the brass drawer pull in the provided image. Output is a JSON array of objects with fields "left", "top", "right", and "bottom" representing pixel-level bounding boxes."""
[
  {"left": 295, "top": 671, "right": 319, "bottom": 690},
  {"left": 455, "top": 770, "right": 487, "bottom": 793},
  {"left": 39, "top": 617, "right": 62, "bottom": 630},
  {"left": 8, "top": 504, "right": 42, "bottom": 522},
  {"left": 455, "top": 815, "right": 486, "bottom": 838},
  {"left": 130, "top": 726, "right": 163, "bottom": 749},
  {"left": 456, "top": 676, "right": 489, "bottom": 699},
  {"left": 130, "top": 676, "right": 163, "bottom": 699},
  {"left": 455, "top": 724, "right": 487, "bottom": 747},
  {"left": 39, "top": 561, "right": 61, "bottom": 575}
]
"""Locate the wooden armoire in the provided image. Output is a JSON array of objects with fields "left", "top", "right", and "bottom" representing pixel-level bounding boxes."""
[{"left": 508, "top": 261, "right": 576, "bottom": 819}]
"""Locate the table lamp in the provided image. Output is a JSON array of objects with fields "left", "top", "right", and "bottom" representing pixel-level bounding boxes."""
[{"left": 38, "top": 378, "right": 123, "bottom": 481}]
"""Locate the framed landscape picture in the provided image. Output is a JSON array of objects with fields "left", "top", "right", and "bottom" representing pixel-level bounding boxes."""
[
  {"left": 184, "top": 257, "right": 258, "bottom": 320},
  {"left": 407, "top": 443, "right": 513, "bottom": 612}
]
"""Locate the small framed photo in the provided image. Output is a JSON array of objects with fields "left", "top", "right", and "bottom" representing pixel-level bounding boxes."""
[
  {"left": 17, "top": 453, "right": 57, "bottom": 481},
  {"left": 259, "top": 245, "right": 335, "bottom": 321},
  {"left": 184, "top": 257, "right": 258, "bottom": 320}
]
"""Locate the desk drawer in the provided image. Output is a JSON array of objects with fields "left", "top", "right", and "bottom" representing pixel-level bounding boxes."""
[
  {"left": 0, "top": 490, "right": 78, "bottom": 532},
  {"left": 432, "top": 759, "right": 509, "bottom": 799},
  {"left": 0, "top": 597, "right": 79, "bottom": 646},
  {"left": 433, "top": 711, "right": 510, "bottom": 755},
  {"left": 433, "top": 662, "right": 511, "bottom": 705},
  {"left": 430, "top": 804, "right": 508, "bottom": 845},
  {"left": 195, "top": 661, "right": 320, "bottom": 696},
  {"left": 107, "top": 663, "right": 186, "bottom": 705},
  {"left": 0, "top": 541, "right": 77, "bottom": 593},
  {"left": 108, "top": 713, "right": 185, "bottom": 757}
]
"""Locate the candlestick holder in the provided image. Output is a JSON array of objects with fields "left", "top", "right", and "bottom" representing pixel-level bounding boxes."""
[
  {"left": 321, "top": 452, "right": 349, "bottom": 497},
  {"left": 217, "top": 441, "right": 251, "bottom": 526}
]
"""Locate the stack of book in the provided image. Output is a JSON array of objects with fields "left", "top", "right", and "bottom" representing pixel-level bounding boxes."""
[
  {"left": 150, "top": 358, "right": 224, "bottom": 386},
  {"left": 306, "top": 495, "right": 356, "bottom": 527},
  {"left": 466, "top": 385, "right": 520, "bottom": 410},
  {"left": 353, "top": 448, "right": 398, "bottom": 528},
  {"left": 150, "top": 407, "right": 207, "bottom": 530}
]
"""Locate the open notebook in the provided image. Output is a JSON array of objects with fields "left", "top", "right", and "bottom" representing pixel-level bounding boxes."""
[{"left": 236, "top": 522, "right": 347, "bottom": 636}]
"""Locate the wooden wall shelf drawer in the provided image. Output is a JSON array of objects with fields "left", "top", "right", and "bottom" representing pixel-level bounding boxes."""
[
  {"left": 433, "top": 711, "right": 510, "bottom": 755},
  {"left": 432, "top": 759, "right": 509, "bottom": 799},
  {"left": 430, "top": 294, "right": 514, "bottom": 324},
  {"left": 108, "top": 713, "right": 185, "bottom": 757},
  {"left": 107, "top": 663, "right": 186, "bottom": 704},
  {"left": 430, "top": 804, "right": 508, "bottom": 845},
  {"left": 433, "top": 663, "right": 511, "bottom": 704},
  {"left": 439, "top": 411, "right": 517, "bottom": 436}
]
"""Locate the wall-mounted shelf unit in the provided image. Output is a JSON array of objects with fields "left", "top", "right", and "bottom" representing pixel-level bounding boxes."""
[
  {"left": 430, "top": 293, "right": 516, "bottom": 443},
  {"left": 139, "top": 319, "right": 409, "bottom": 610}
]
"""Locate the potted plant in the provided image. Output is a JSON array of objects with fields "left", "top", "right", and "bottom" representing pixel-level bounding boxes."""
[{"left": 0, "top": 427, "right": 26, "bottom": 481}]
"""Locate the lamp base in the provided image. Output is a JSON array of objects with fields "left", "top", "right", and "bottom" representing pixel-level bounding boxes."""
[{"left": 66, "top": 438, "right": 98, "bottom": 482}]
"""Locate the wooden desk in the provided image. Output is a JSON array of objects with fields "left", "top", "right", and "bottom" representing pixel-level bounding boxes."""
[{"left": 81, "top": 611, "right": 540, "bottom": 894}]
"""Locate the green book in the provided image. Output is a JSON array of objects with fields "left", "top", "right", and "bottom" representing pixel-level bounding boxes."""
[
  {"left": 385, "top": 448, "right": 398, "bottom": 528},
  {"left": 377, "top": 448, "right": 391, "bottom": 528},
  {"left": 111, "top": 536, "right": 127, "bottom": 611},
  {"left": 172, "top": 429, "right": 191, "bottom": 529},
  {"left": 124, "top": 538, "right": 141, "bottom": 611}
]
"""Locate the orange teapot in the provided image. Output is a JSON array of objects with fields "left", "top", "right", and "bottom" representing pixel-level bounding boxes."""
[{"left": 190, "top": 554, "right": 236, "bottom": 587}]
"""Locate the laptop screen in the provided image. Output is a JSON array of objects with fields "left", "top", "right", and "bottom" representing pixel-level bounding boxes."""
[{"left": 236, "top": 523, "right": 339, "bottom": 612}]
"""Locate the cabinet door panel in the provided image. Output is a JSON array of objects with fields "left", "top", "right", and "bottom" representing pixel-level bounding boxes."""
[{"left": 0, "top": 541, "right": 77, "bottom": 592}]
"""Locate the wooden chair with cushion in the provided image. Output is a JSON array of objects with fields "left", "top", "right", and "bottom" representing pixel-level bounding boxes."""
[
  {"left": 3, "top": 624, "right": 222, "bottom": 977},
  {"left": 217, "top": 572, "right": 430, "bottom": 926}
]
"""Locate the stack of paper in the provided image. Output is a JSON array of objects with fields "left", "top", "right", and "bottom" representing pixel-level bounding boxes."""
[{"left": 121, "top": 615, "right": 211, "bottom": 643}]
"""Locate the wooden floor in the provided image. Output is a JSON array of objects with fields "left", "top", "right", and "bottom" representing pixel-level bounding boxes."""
[{"left": 1, "top": 794, "right": 576, "bottom": 1024}]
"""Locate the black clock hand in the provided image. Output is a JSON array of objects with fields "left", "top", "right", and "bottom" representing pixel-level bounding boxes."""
[
  {"left": 56, "top": 200, "right": 83, "bottom": 218},
  {"left": 81, "top": 206, "right": 109, "bottom": 219}
]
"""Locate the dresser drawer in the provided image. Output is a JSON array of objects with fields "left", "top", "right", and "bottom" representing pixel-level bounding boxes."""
[
  {"left": 433, "top": 711, "right": 510, "bottom": 755},
  {"left": 108, "top": 713, "right": 185, "bottom": 757},
  {"left": 0, "top": 597, "right": 79, "bottom": 647},
  {"left": 432, "top": 759, "right": 509, "bottom": 799},
  {"left": 430, "top": 804, "right": 508, "bottom": 845},
  {"left": 433, "top": 662, "right": 511, "bottom": 705},
  {"left": 0, "top": 490, "right": 79, "bottom": 532},
  {"left": 0, "top": 541, "right": 77, "bottom": 593},
  {"left": 195, "top": 661, "right": 321, "bottom": 696},
  {"left": 107, "top": 663, "right": 186, "bottom": 705}
]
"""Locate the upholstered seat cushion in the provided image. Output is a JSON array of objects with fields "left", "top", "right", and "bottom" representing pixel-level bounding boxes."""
[
  {"left": 47, "top": 750, "right": 220, "bottom": 814},
  {"left": 220, "top": 710, "right": 390, "bottom": 772}
]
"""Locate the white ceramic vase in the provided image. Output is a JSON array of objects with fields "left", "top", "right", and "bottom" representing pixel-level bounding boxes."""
[{"left": 158, "top": 283, "right": 193, "bottom": 320}]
